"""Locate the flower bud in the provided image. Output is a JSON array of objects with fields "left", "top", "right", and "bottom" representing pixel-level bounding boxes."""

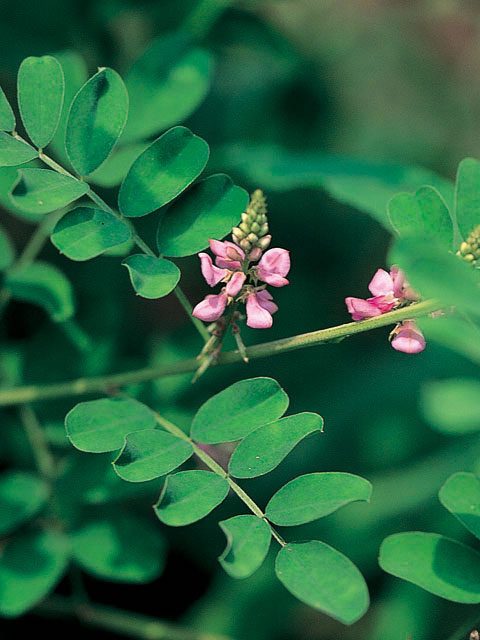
[
  {"left": 232, "top": 227, "right": 245, "bottom": 240},
  {"left": 248, "top": 247, "right": 262, "bottom": 261},
  {"left": 458, "top": 224, "right": 480, "bottom": 265},
  {"left": 257, "top": 235, "right": 272, "bottom": 251},
  {"left": 239, "top": 222, "right": 250, "bottom": 233},
  {"left": 240, "top": 238, "right": 251, "bottom": 251},
  {"left": 251, "top": 222, "right": 260, "bottom": 233},
  {"left": 247, "top": 232, "right": 258, "bottom": 243}
]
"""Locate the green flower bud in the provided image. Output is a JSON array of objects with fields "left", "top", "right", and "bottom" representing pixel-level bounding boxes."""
[
  {"left": 240, "top": 238, "right": 252, "bottom": 251},
  {"left": 458, "top": 224, "right": 480, "bottom": 265},
  {"left": 251, "top": 222, "right": 260, "bottom": 233}
]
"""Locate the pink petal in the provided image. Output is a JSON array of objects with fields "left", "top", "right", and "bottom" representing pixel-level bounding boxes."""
[
  {"left": 257, "top": 268, "right": 289, "bottom": 287},
  {"left": 199, "top": 253, "right": 228, "bottom": 287},
  {"left": 345, "top": 297, "right": 383, "bottom": 321},
  {"left": 225, "top": 271, "right": 246, "bottom": 297},
  {"left": 367, "top": 294, "right": 398, "bottom": 314},
  {"left": 391, "top": 321, "right": 426, "bottom": 354},
  {"left": 258, "top": 248, "right": 290, "bottom": 277},
  {"left": 192, "top": 292, "right": 228, "bottom": 322},
  {"left": 257, "top": 289, "right": 278, "bottom": 314},
  {"left": 208, "top": 239, "right": 228, "bottom": 258},
  {"left": 246, "top": 294, "right": 273, "bottom": 329},
  {"left": 368, "top": 269, "right": 394, "bottom": 297},
  {"left": 215, "top": 256, "right": 242, "bottom": 270}
]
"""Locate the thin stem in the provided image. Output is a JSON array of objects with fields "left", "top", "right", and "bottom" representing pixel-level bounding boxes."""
[
  {"left": 38, "top": 142, "right": 207, "bottom": 341},
  {"left": 18, "top": 404, "right": 56, "bottom": 481},
  {"left": 35, "top": 595, "right": 232, "bottom": 640},
  {"left": 154, "top": 413, "right": 286, "bottom": 546},
  {"left": 0, "top": 299, "right": 439, "bottom": 407}
]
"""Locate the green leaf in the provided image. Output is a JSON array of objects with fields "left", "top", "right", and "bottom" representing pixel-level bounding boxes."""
[
  {"left": 0, "top": 86, "right": 15, "bottom": 131},
  {"left": 122, "top": 33, "right": 213, "bottom": 143},
  {"left": 275, "top": 541, "right": 369, "bottom": 625},
  {"left": 417, "top": 314, "right": 480, "bottom": 367},
  {"left": 439, "top": 472, "right": 480, "bottom": 540},
  {"left": 49, "top": 50, "right": 89, "bottom": 168},
  {"left": 389, "top": 237, "right": 480, "bottom": 317},
  {"left": 388, "top": 186, "right": 453, "bottom": 250},
  {"left": 66, "top": 68, "right": 128, "bottom": 176},
  {"left": 65, "top": 397, "right": 157, "bottom": 453},
  {"left": 455, "top": 158, "right": 480, "bottom": 240},
  {"left": 228, "top": 412, "right": 323, "bottom": 479},
  {"left": 420, "top": 377, "right": 480, "bottom": 434},
  {"left": 0, "top": 471, "right": 49, "bottom": 537},
  {"left": 379, "top": 532, "right": 480, "bottom": 603},
  {"left": 218, "top": 515, "right": 271, "bottom": 579},
  {"left": 51, "top": 207, "right": 132, "bottom": 261},
  {"left": 0, "top": 529, "right": 69, "bottom": 617},
  {"left": 118, "top": 126, "right": 209, "bottom": 218},
  {"left": 0, "top": 133, "right": 37, "bottom": 167},
  {"left": 71, "top": 514, "right": 165, "bottom": 583},
  {"left": 122, "top": 254, "right": 180, "bottom": 299},
  {"left": 0, "top": 166, "right": 44, "bottom": 222},
  {"left": 9, "top": 168, "right": 88, "bottom": 214},
  {"left": 89, "top": 142, "right": 148, "bottom": 187},
  {"left": 5, "top": 261, "right": 75, "bottom": 322},
  {"left": 265, "top": 472, "right": 372, "bottom": 526},
  {"left": 220, "top": 143, "right": 455, "bottom": 228},
  {"left": 156, "top": 174, "right": 249, "bottom": 257},
  {"left": 0, "top": 225, "right": 15, "bottom": 271},
  {"left": 154, "top": 470, "right": 229, "bottom": 526},
  {"left": 113, "top": 429, "right": 193, "bottom": 483},
  {"left": 17, "top": 56, "right": 64, "bottom": 149},
  {"left": 191, "top": 377, "right": 289, "bottom": 444}
]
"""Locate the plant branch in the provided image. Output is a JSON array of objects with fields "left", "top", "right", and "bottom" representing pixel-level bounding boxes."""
[
  {"left": 154, "top": 413, "right": 286, "bottom": 546},
  {"left": 0, "top": 299, "right": 439, "bottom": 405},
  {"left": 37, "top": 142, "right": 208, "bottom": 342},
  {"left": 18, "top": 403, "right": 56, "bottom": 481},
  {"left": 34, "top": 595, "right": 233, "bottom": 640}
]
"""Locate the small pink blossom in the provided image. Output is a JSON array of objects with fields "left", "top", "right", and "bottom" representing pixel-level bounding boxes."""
[
  {"left": 199, "top": 253, "right": 227, "bottom": 287},
  {"left": 345, "top": 297, "right": 384, "bottom": 321},
  {"left": 391, "top": 320, "right": 426, "bottom": 354},
  {"left": 226, "top": 271, "right": 246, "bottom": 297},
  {"left": 246, "top": 292, "right": 274, "bottom": 329},
  {"left": 256, "top": 248, "right": 290, "bottom": 287},
  {"left": 209, "top": 239, "right": 244, "bottom": 270},
  {"left": 192, "top": 292, "right": 228, "bottom": 322},
  {"left": 256, "top": 289, "right": 278, "bottom": 315}
]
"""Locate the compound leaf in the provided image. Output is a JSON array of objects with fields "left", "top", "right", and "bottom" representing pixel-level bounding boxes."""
[
  {"left": 9, "top": 168, "right": 87, "bottom": 214},
  {"left": 218, "top": 515, "right": 271, "bottom": 579},
  {"left": 0, "top": 133, "right": 37, "bottom": 167},
  {"left": 439, "top": 472, "right": 480, "bottom": 540},
  {"left": 0, "top": 86, "right": 15, "bottom": 131},
  {"left": 122, "top": 254, "right": 180, "bottom": 299},
  {"left": 0, "top": 471, "right": 49, "bottom": 537}
]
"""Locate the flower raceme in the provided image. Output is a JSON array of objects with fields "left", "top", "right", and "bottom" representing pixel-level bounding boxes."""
[{"left": 345, "top": 267, "right": 426, "bottom": 354}]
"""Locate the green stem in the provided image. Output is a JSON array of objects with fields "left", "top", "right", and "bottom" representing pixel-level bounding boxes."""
[
  {"left": 0, "top": 299, "right": 438, "bottom": 407},
  {"left": 154, "top": 413, "right": 286, "bottom": 546},
  {"left": 18, "top": 404, "right": 56, "bottom": 481},
  {"left": 39, "top": 143, "right": 207, "bottom": 342},
  {"left": 35, "top": 595, "right": 232, "bottom": 640},
  {"left": 181, "top": 0, "right": 236, "bottom": 39}
]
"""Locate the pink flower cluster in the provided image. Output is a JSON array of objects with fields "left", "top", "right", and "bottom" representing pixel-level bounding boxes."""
[
  {"left": 345, "top": 267, "right": 426, "bottom": 354},
  {"left": 192, "top": 240, "right": 290, "bottom": 329}
]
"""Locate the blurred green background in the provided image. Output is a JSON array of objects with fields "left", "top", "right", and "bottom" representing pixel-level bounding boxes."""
[{"left": 1, "top": 1, "right": 480, "bottom": 638}]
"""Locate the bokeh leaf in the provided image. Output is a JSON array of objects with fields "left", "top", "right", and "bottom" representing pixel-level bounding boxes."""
[
  {"left": 0, "top": 224, "right": 15, "bottom": 271},
  {"left": 0, "top": 471, "right": 49, "bottom": 537},
  {"left": 228, "top": 412, "right": 323, "bottom": 479},
  {"left": 156, "top": 174, "right": 249, "bottom": 257},
  {"left": 17, "top": 55, "right": 64, "bottom": 149},
  {"left": 113, "top": 429, "right": 193, "bottom": 482},
  {"left": 191, "top": 377, "right": 289, "bottom": 444},
  {"left": 66, "top": 68, "right": 128, "bottom": 176},
  {"left": 51, "top": 207, "right": 132, "bottom": 261},
  {"left": 122, "top": 254, "right": 180, "bottom": 299},
  {"left": 65, "top": 397, "right": 157, "bottom": 453},
  {"left": 420, "top": 377, "right": 480, "bottom": 434},
  {"left": 9, "top": 168, "right": 87, "bottom": 214},
  {"left": 379, "top": 532, "right": 480, "bottom": 603},
  {"left": 265, "top": 472, "right": 372, "bottom": 526},
  {"left": 5, "top": 261, "right": 75, "bottom": 322},
  {"left": 0, "top": 529, "right": 69, "bottom": 617},
  {"left": 0, "top": 133, "right": 37, "bottom": 167},
  {"left": 122, "top": 33, "right": 213, "bottom": 143},
  {"left": 154, "top": 470, "right": 229, "bottom": 526},
  {"left": 71, "top": 514, "right": 164, "bottom": 583},
  {"left": 118, "top": 126, "right": 209, "bottom": 218},
  {"left": 388, "top": 186, "right": 453, "bottom": 250},
  {"left": 275, "top": 541, "right": 369, "bottom": 624},
  {"left": 0, "top": 86, "right": 15, "bottom": 131},
  {"left": 439, "top": 472, "right": 480, "bottom": 540},
  {"left": 455, "top": 158, "right": 480, "bottom": 240},
  {"left": 218, "top": 515, "right": 271, "bottom": 579}
]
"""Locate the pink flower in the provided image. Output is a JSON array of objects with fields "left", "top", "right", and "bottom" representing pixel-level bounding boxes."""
[
  {"left": 199, "top": 253, "right": 227, "bottom": 287},
  {"left": 246, "top": 291, "right": 276, "bottom": 328},
  {"left": 192, "top": 292, "right": 228, "bottom": 322},
  {"left": 209, "top": 240, "right": 245, "bottom": 270},
  {"left": 256, "top": 248, "right": 290, "bottom": 287},
  {"left": 345, "top": 297, "right": 384, "bottom": 321},
  {"left": 225, "top": 271, "right": 246, "bottom": 297},
  {"left": 391, "top": 320, "right": 426, "bottom": 354}
]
